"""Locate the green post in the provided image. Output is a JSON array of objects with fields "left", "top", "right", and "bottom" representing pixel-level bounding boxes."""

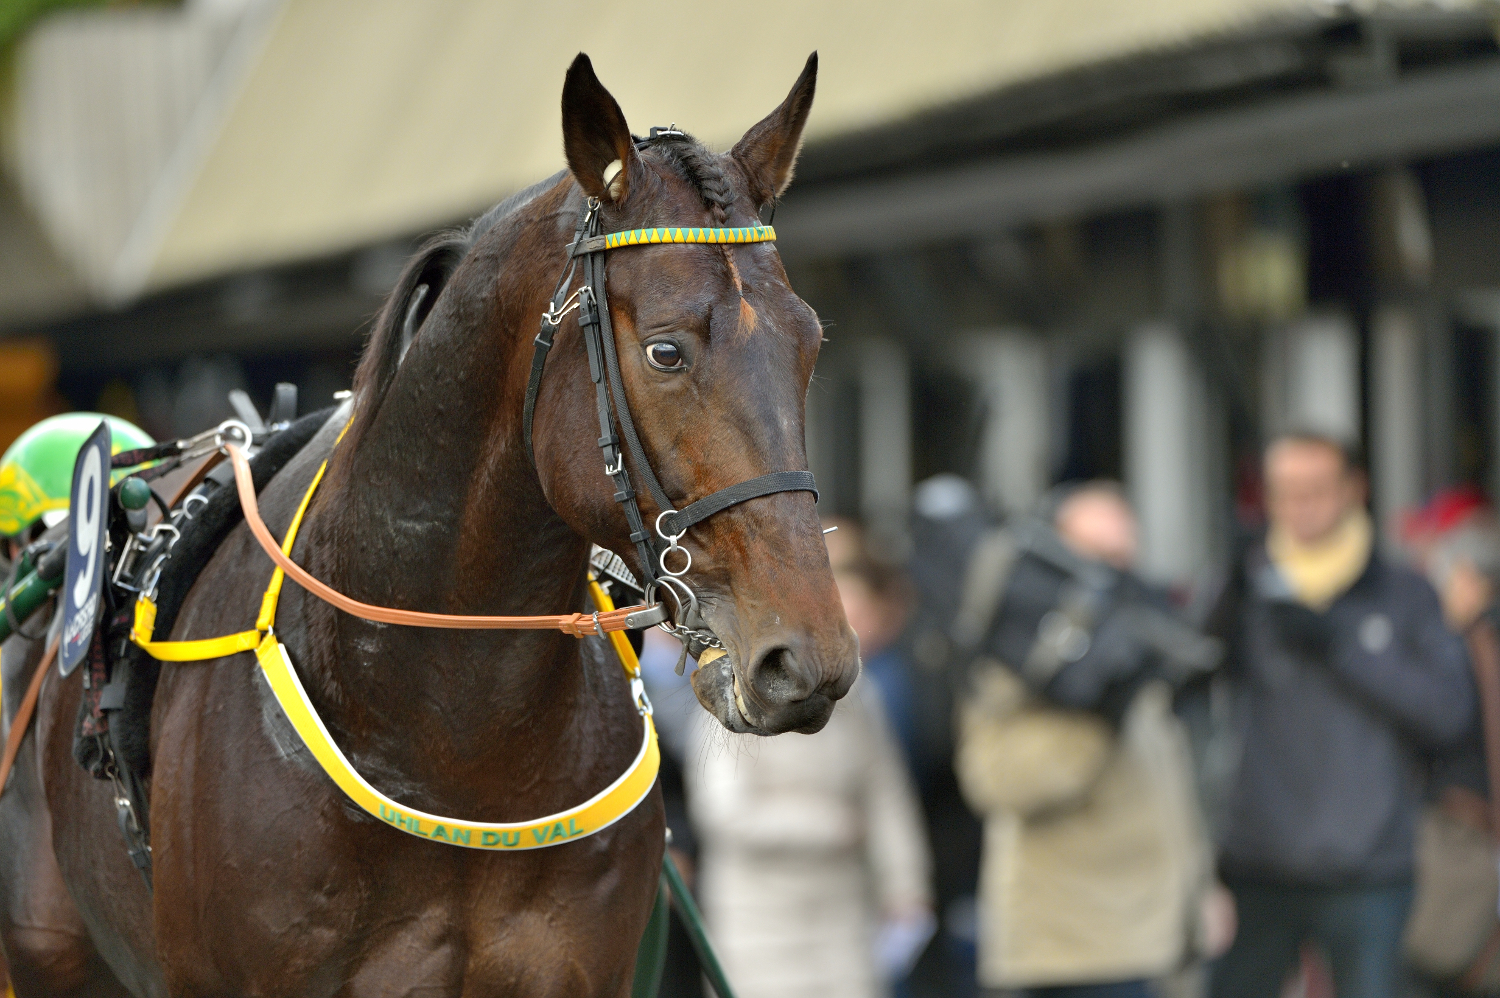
[
  {"left": 661, "top": 850, "right": 737, "bottom": 998},
  {"left": 631, "top": 876, "right": 670, "bottom": 998}
]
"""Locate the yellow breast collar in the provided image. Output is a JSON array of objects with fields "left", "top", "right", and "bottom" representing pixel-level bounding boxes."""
[{"left": 133, "top": 449, "right": 659, "bottom": 850}]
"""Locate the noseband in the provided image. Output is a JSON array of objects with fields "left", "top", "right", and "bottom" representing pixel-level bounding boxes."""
[{"left": 522, "top": 188, "right": 818, "bottom": 654}]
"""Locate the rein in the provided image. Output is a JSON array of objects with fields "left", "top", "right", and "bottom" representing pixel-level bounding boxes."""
[{"left": 130, "top": 429, "right": 663, "bottom": 662}]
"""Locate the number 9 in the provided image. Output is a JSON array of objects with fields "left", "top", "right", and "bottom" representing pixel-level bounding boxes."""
[{"left": 72, "top": 447, "right": 101, "bottom": 610}]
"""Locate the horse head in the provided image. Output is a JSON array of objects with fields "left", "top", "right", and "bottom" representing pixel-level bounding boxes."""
[{"left": 533, "top": 53, "right": 859, "bottom": 735}]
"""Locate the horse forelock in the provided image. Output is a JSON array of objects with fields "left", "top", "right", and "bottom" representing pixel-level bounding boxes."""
[
  {"left": 638, "top": 134, "right": 737, "bottom": 222},
  {"left": 639, "top": 136, "right": 762, "bottom": 336}
]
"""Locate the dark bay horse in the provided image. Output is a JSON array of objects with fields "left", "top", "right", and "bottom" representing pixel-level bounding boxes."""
[{"left": 0, "top": 53, "right": 857, "bottom": 997}]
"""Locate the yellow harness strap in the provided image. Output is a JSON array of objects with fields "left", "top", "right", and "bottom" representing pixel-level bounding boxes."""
[
  {"left": 131, "top": 598, "right": 261, "bottom": 661},
  {"left": 130, "top": 446, "right": 332, "bottom": 660},
  {"left": 132, "top": 450, "right": 659, "bottom": 850}
]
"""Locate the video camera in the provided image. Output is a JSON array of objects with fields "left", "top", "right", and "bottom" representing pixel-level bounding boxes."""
[{"left": 952, "top": 517, "right": 1222, "bottom": 719}]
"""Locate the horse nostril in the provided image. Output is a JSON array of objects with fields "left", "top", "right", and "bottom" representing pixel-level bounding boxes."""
[
  {"left": 737, "top": 641, "right": 842, "bottom": 734},
  {"left": 746, "top": 645, "right": 811, "bottom": 706}
]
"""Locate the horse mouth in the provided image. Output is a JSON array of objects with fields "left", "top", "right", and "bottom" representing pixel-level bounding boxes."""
[
  {"left": 689, "top": 648, "right": 766, "bottom": 735},
  {"left": 688, "top": 644, "right": 839, "bottom": 736}
]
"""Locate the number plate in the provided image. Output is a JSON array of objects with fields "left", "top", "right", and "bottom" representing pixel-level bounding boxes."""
[{"left": 60, "top": 422, "right": 110, "bottom": 676}]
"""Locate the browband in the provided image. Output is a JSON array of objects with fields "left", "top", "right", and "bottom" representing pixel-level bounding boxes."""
[{"left": 569, "top": 224, "right": 776, "bottom": 257}]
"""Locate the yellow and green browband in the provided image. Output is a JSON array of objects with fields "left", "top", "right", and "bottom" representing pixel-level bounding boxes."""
[
  {"left": 573, "top": 225, "right": 776, "bottom": 255},
  {"left": 607, "top": 224, "right": 774, "bottom": 248}
]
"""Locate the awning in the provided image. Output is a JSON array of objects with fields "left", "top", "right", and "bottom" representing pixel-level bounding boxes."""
[{"left": 130, "top": 0, "right": 1329, "bottom": 294}]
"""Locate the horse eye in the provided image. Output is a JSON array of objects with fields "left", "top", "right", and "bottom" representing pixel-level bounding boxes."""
[{"left": 646, "top": 341, "right": 684, "bottom": 370}]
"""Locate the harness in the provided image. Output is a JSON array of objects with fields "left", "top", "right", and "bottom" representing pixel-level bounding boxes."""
[
  {"left": 125, "top": 424, "right": 658, "bottom": 850},
  {"left": 122, "top": 185, "right": 819, "bottom": 853}
]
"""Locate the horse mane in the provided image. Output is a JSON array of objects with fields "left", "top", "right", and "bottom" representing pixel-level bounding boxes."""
[
  {"left": 341, "top": 170, "right": 568, "bottom": 451},
  {"left": 639, "top": 133, "right": 736, "bottom": 223},
  {"left": 642, "top": 132, "right": 758, "bottom": 331}
]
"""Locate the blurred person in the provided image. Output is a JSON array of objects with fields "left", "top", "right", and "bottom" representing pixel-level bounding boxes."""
[
  {"left": 1206, "top": 434, "right": 1474, "bottom": 998},
  {"left": 637, "top": 625, "right": 709, "bottom": 998},
  {"left": 686, "top": 535, "right": 935, "bottom": 998},
  {"left": 1399, "top": 490, "right": 1500, "bottom": 992},
  {"left": 1406, "top": 489, "right": 1500, "bottom": 634},
  {"left": 1398, "top": 486, "right": 1490, "bottom": 598},
  {"left": 831, "top": 520, "right": 921, "bottom": 764},
  {"left": 955, "top": 482, "right": 1224, "bottom": 998},
  {"left": 824, "top": 513, "right": 865, "bottom": 573},
  {"left": 898, "top": 477, "right": 994, "bottom": 997}
]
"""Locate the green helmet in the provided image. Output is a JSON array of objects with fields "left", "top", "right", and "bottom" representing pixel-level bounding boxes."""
[{"left": 0, "top": 413, "right": 156, "bottom": 536}]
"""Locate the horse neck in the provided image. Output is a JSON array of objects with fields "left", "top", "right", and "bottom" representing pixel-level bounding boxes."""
[{"left": 305, "top": 223, "right": 591, "bottom": 743}]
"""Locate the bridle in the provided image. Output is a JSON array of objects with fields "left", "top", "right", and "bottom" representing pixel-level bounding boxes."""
[{"left": 522, "top": 167, "right": 818, "bottom": 657}]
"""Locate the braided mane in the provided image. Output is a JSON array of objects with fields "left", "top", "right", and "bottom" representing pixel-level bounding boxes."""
[
  {"left": 642, "top": 133, "right": 734, "bottom": 223},
  {"left": 642, "top": 133, "right": 757, "bottom": 331}
]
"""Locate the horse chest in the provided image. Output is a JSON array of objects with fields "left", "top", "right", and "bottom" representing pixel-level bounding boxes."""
[{"left": 160, "top": 842, "right": 646, "bottom": 997}]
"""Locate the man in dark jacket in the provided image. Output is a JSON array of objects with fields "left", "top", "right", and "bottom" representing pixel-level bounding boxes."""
[{"left": 1209, "top": 433, "right": 1475, "bottom": 998}]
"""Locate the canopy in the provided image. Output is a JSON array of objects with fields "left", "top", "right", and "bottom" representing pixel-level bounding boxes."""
[{"left": 129, "top": 0, "right": 1327, "bottom": 294}]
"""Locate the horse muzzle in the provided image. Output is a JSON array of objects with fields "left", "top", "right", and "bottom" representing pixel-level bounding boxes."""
[{"left": 688, "top": 628, "right": 856, "bottom": 736}]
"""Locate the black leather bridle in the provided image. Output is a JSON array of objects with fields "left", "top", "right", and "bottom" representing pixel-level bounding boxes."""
[{"left": 522, "top": 182, "right": 818, "bottom": 649}]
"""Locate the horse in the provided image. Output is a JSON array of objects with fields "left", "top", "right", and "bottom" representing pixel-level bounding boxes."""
[{"left": 0, "top": 52, "right": 858, "bottom": 997}]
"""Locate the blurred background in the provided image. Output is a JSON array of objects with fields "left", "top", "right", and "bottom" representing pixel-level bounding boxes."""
[{"left": 4, "top": 2, "right": 1500, "bottom": 996}]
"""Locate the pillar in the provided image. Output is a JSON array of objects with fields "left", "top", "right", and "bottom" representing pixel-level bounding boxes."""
[
  {"left": 1264, "top": 314, "right": 1361, "bottom": 444},
  {"left": 858, "top": 337, "right": 912, "bottom": 538},
  {"left": 954, "top": 331, "right": 1050, "bottom": 519},
  {"left": 1369, "top": 306, "right": 1424, "bottom": 539},
  {"left": 1124, "top": 322, "right": 1218, "bottom": 585}
]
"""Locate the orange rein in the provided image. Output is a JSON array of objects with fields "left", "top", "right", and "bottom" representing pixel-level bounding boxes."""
[
  {"left": 0, "top": 636, "right": 58, "bottom": 794},
  {"left": 225, "top": 444, "right": 653, "bottom": 638}
]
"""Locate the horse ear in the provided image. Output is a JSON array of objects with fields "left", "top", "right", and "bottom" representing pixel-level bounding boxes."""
[
  {"left": 731, "top": 52, "right": 817, "bottom": 207},
  {"left": 562, "top": 54, "right": 643, "bottom": 205}
]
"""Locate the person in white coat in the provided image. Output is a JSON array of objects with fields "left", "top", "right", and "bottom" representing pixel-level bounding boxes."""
[{"left": 687, "top": 541, "right": 934, "bottom": 998}]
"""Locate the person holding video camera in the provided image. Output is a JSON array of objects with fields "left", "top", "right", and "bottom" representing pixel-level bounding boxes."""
[
  {"left": 954, "top": 481, "right": 1226, "bottom": 998},
  {"left": 1208, "top": 434, "right": 1474, "bottom": 998}
]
